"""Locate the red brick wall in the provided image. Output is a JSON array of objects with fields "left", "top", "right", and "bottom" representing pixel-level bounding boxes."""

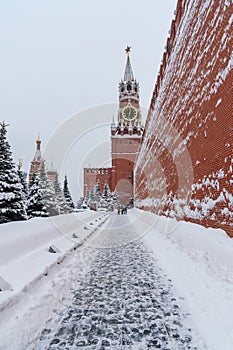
[
  {"left": 112, "top": 137, "right": 142, "bottom": 205},
  {"left": 135, "top": 0, "right": 233, "bottom": 236},
  {"left": 83, "top": 168, "right": 112, "bottom": 196}
]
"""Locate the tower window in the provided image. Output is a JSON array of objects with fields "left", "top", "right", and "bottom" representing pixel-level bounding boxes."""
[{"left": 127, "top": 83, "right": 132, "bottom": 91}]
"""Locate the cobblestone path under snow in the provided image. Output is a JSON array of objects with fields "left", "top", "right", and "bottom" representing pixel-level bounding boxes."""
[{"left": 37, "top": 214, "right": 199, "bottom": 350}]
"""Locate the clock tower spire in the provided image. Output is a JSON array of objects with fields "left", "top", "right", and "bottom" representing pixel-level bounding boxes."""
[
  {"left": 112, "top": 47, "right": 142, "bottom": 135},
  {"left": 124, "top": 46, "right": 134, "bottom": 81}
]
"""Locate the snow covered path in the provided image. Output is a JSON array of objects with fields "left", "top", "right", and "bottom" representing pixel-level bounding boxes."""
[
  {"left": 37, "top": 214, "right": 202, "bottom": 350},
  {"left": 2, "top": 209, "right": 232, "bottom": 349}
]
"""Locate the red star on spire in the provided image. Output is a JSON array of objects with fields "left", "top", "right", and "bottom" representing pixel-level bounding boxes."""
[{"left": 125, "top": 46, "right": 131, "bottom": 54}]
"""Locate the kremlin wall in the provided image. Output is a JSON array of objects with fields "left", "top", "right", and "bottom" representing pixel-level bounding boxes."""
[{"left": 134, "top": 0, "right": 233, "bottom": 236}]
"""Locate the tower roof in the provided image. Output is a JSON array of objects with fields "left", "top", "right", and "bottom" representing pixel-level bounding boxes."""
[
  {"left": 47, "top": 160, "right": 57, "bottom": 174},
  {"left": 33, "top": 134, "right": 42, "bottom": 162},
  {"left": 124, "top": 46, "right": 134, "bottom": 81}
]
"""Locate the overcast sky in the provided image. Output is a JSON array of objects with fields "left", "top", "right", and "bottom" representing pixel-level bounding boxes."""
[{"left": 0, "top": 0, "right": 177, "bottom": 199}]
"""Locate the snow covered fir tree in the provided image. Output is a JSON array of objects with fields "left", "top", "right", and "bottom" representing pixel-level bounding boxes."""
[
  {"left": 54, "top": 173, "right": 73, "bottom": 214},
  {"left": 63, "top": 175, "right": 75, "bottom": 210},
  {"left": 26, "top": 169, "right": 75, "bottom": 219},
  {"left": 37, "top": 160, "right": 59, "bottom": 217},
  {"left": 0, "top": 123, "right": 77, "bottom": 224},
  {"left": 17, "top": 161, "right": 28, "bottom": 200},
  {"left": 80, "top": 181, "right": 119, "bottom": 210},
  {"left": 0, "top": 122, "right": 27, "bottom": 223},
  {"left": 27, "top": 173, "right": 47, "bottom": 218}
]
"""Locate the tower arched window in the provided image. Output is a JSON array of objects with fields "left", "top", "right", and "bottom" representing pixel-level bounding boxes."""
[
  {"left": 127, "top": 83, "right": 132, "bottom": 91},
  {"left": 120, "top": 83, "right": 124, "bottom": 92}
]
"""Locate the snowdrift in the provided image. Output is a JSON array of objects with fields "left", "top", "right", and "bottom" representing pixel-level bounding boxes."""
[
  {"left": 131, "top": 209, "right": 233, "bottom": 350},
  {"left": 0, "top": 211, "right": 108, "bottom": 301}
]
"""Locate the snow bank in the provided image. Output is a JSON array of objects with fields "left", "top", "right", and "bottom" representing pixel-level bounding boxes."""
[
  {"left": 0, "top": 211, "right": 108, "bottom": 301},
  {"left": 0, "top": 210, "right": 110, "bottom": 350},
  {"left": 130, "top": 209, "right": 233, "bottom": 350}
]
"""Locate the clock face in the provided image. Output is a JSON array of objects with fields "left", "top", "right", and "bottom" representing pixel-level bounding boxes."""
[{"left": 122, "top": 105, "right": 138, "bottom": 121}]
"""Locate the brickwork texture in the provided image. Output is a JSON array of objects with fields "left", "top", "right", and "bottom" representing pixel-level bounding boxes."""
[{"left": 134, "top": 0, "right": 233, "bottom": 236}]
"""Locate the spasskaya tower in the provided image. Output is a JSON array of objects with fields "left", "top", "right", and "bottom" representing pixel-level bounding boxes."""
[
  {"left": 111, "top": 46, "right": 143, "bottom": 205},
  {"left": 84, "top": 47, "right": 144, "bottom": 206}
]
